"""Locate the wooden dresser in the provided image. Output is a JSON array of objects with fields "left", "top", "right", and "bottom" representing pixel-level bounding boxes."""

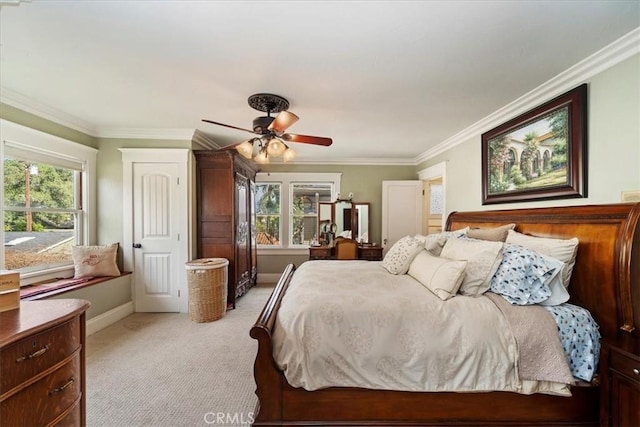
[{"left": 1, "top": 299, "right": 90, "bottom": 427}]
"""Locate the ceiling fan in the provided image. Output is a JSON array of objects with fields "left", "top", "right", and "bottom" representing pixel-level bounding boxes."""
[{"left": 202, "top": 93, "right": 332, "bottom": 164}]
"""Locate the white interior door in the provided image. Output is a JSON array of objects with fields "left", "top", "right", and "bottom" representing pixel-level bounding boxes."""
[
  {"left": 381, "top": 180, "right": 423, "bottom": 254},
  {"left": 121, "top": 148, "right": 189, "bottom": 313}
]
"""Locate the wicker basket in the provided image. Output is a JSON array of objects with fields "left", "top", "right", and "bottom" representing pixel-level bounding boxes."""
[{"left": 185, "top": 258, "right": 229, "bottom": 322}]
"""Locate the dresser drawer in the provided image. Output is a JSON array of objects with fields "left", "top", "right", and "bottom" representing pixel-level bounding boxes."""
[
  {"left": 50, "top": 397, "right": 82, "bottom": 427},
  {"left": 0, "top": 317, "right": 81, "bottom": 395},
  {"left": 0, "top": 353, "right": 81, "bottom": 426},
  {"left": 611, "top": 349, "right": 640, "bottom": 383}
]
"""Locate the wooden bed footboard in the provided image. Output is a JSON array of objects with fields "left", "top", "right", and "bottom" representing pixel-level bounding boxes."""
[{"left": 250, "top": 203, "right": 640, "bottom": 426}]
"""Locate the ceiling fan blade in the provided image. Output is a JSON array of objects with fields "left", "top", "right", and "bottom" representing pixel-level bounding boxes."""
[
  {"left": 282, "top": 133, "right": 333, "bottom": 146},
  {"left": 268, "top": 111, "right": 299, "bottom": 134},
  {"left": 202, "top": 119, "right": 257, "bottom": 135}
]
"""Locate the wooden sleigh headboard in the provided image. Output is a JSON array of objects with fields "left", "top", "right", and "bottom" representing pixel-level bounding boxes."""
[{"left": 446, "top": 203, "right": 640, "bottom": 342}]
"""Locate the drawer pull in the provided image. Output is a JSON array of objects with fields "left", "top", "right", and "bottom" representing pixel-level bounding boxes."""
[
  {"left": 16, "top": 344, "right": 50, "bottom": 362},
  {"left": 634, "top": 368, "right": 640, "bottom": 375},
  {"left": 49, "top": 378, "right": 75, "bottom": 395}
]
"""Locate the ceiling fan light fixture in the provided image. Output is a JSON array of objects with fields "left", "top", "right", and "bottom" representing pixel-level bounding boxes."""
[
  {"left": 236, "top": 140, "right": 254, "bottom": 159},
  {"left": 282, "top": 146, "right": 296, "bottom": 163},
  {"left": 254, "top": 147, "right": 270, "bottom": 164},
  {"left": 266, "top": 137, "right": 287, "bottom": 157},
  {"left": 268, "top": 110, "right": 300, "bottom": 134}
]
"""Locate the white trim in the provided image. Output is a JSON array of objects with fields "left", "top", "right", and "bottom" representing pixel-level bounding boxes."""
[
  {"left": 96, "top": 127, "right": 194, "bottom": 140},
  {"left": 119, "top": 148, "right": 190, "bottom": 313},
  {"left": 192, "top": 129, "right": 223, "bottom": 150},
  {"left": 1, "top": 28, "right": 637, "bottom": 165},
  {"left": 86, "top": 301, "right": 134, "bottom": 336},
  {"left": 0, "top": 119, "right": 97, "bottom": 282},
  {"left": 418, "top": 161, "right": 447, "bottom": 230},
  {"left": 282, "top": 157, "right": 416, "bottom": 166},
  {"left": 415, "top": 27, "right": 640, "bottom": 164},
  {"left": 255, "top": 172, "right": 342, "bottom": 249},
  {"left": 0, "top": 88, "right": 98, "bottom": 136}
]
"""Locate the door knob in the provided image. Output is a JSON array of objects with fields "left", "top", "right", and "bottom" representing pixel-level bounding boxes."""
[{"left": 133, "top": 243, "right": 142, "bottom": 248}]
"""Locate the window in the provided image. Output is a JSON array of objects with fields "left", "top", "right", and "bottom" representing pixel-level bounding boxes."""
[
  {"left": 255, "top": 183, "right": 281, "bottom": 245},
  {"left": 255, "top": 172, "right": 340, "bottom": 251},
  {"left": 1, "top": 120, "right": 97, "bottom": 283}
]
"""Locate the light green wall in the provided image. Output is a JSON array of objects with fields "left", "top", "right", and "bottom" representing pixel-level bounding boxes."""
[
  {"left": 0, "top": 103, "right": 98, "bottom": 148},
  {"left": 95, "top": 138, "right": 191, "bottom": 247},
  {"left": 260, "top": 163, "right": 416, "bottom": 245},
  {"left": 417, "top": 54, "right": 640, "bottom": 214},
  {"left": 3, "top": 52, "right": 638, "bottom": 292},
  {"left": 257, "top": 164, "right": 416, "bottom": 275}
]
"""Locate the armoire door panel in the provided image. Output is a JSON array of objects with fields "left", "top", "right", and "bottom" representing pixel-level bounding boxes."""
[{"left": 200, "top": 222, "right": 233, "bottom": 239}]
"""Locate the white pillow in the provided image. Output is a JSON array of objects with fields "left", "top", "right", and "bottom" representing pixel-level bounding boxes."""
[
  {"left": 382, "top": 235, "right": 424, "bottom": 275},
  {"left": 440, "top": 237, "right": 504, "bottom": 296},
  {"left": 538, "top": 253, "right": 570, "bottom": 306},
  {"left": 408, "top": 250, "right": 467, "bottom": 300},
  {"left": 414, "top": 227, "right": 469, "bottom": 257},
  {"left": 505, "top": 230, "right": 578, "bottom": 288},
  {"left": 73, "top": 243, "right": 121, "bottom": 278}
]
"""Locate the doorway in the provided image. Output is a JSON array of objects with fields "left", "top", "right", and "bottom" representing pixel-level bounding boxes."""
[
  {"left": 418, "top": 161, "right": 447, "bottom": 234},
  {"left": 120, "top": 148, "right": 189, "bottom": 313}
]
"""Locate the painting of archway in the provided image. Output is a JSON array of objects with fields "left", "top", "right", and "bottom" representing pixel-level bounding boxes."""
[{"left": 481, "top": 84, "right": 587, "bottom": 204}]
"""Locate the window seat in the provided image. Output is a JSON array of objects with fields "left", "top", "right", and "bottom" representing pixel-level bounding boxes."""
[{"left": 20, "top": 272, "right": 132, "bottom": 301}]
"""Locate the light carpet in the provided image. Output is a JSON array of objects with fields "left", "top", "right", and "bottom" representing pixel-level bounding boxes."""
[{"left": 86, "top": 286, "right": 273, "bottom": 427}]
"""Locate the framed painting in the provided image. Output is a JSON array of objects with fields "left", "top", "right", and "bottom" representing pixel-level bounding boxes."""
[{"left": 481, "top": 84, "right": 587, "bottom": 205}]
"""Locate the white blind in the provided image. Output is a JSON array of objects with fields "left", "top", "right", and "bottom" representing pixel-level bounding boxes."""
[{"left": 4, "top": 142, "right": 84, "bottom": 171}]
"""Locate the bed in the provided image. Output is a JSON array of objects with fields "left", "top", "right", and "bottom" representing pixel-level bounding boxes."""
[{"left": 250, "top": 203, "right": 640, "bottom": 426}]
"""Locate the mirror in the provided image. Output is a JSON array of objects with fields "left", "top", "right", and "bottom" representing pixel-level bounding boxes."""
[
  {"left": 317, "top": 200, "right": 371, "bottom": 245},
  {"left": 318, "top": 202, "right": 334, "bottom": 244},
  {"left": 334, "top": 201, "right": 353, "bottom": 239},
  {"left": 354, "top": 203, "right": 370, "bottom": 243}
]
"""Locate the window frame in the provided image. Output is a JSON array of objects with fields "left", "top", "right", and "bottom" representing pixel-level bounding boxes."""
[
  {"left": 1, "top": 119, "right": 97, "bottom": 285},
  {"left": 255, "top": 172, "right": 341, "bottom": 255}
]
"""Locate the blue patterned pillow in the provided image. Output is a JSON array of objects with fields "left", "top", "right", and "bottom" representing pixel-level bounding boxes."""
[{"left": 490, "top": 243, "right": 559, "bottom": 305}]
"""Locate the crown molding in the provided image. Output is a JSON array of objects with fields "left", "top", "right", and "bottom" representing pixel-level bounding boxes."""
[
  {"left": 1, "top": 87, "right": 98, "bottom": 136},
  {"left": 94, "top": 127, "right": 194, "bottom": 141},
  {"left": 289, "top": 157, "right": 416, "bottom": 166},
  {"left": 2, "top": 27, "right": 637, "bottom": 164},
  {"left": 414, "top": 27, "right": 640, "bottom": 165},
  {"left": 191, "top": 129, "right": 222, "bottom": 150}
]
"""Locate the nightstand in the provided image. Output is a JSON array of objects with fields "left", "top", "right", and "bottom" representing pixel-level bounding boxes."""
[
  {"left": 309, "top": 246, "right": 333, "bottom": 260},
  {"left": 358, "top": 245, "right": 383, "bottom": 261},
  {"left": 601, "top": 341, "right": 640, "bottom": 426}
]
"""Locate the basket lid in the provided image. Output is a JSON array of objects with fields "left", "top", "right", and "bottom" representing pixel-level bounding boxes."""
[{"left": 185, "top": 258, "right": 229, "bottom": 270}]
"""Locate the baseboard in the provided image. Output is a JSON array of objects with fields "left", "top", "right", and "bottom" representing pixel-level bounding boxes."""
[
  {"left": 257, "top": 273, "right": 282, "bottom": 285},
  {"left": 86, "top": 301, "right": 134, "bottom": 336}
]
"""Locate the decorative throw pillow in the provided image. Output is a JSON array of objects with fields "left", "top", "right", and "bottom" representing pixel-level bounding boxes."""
[
  {"left": 415, "top": 227, "right": 469, "bottom": 257},
  {"left": 73, "top": 243, "right": 121, "bottom": 278},
  {"left": 440, "top": 237, "right": 503, "bottom": 296},
  {"left": 408, "top": 250, "right": 467, "bottom": 300},
  {"left": 382, "top": 235, "right": 424, "bottom": 275},
  {"left": 467, "top": 223, "right": 516, "bottom": 242},
  {"left": 490, "top": 243, "right": 560, "bottom": 305},
  {"left": 505, "top": 230, "right": 579, "bottom": 288}
]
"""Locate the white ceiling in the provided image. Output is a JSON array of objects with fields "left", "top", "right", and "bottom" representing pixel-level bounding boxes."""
[{"left": 1, "top": 1, "right": 639, "bottom": 163}]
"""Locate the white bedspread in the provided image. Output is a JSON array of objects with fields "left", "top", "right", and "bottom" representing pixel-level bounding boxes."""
[{"left": 272, "top": 260, "right": 570, "bottom": 396}]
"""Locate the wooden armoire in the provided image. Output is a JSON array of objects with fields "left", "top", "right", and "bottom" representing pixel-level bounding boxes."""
[{"left": 194, "top": 151, "right": 258, "bottom": 308}]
